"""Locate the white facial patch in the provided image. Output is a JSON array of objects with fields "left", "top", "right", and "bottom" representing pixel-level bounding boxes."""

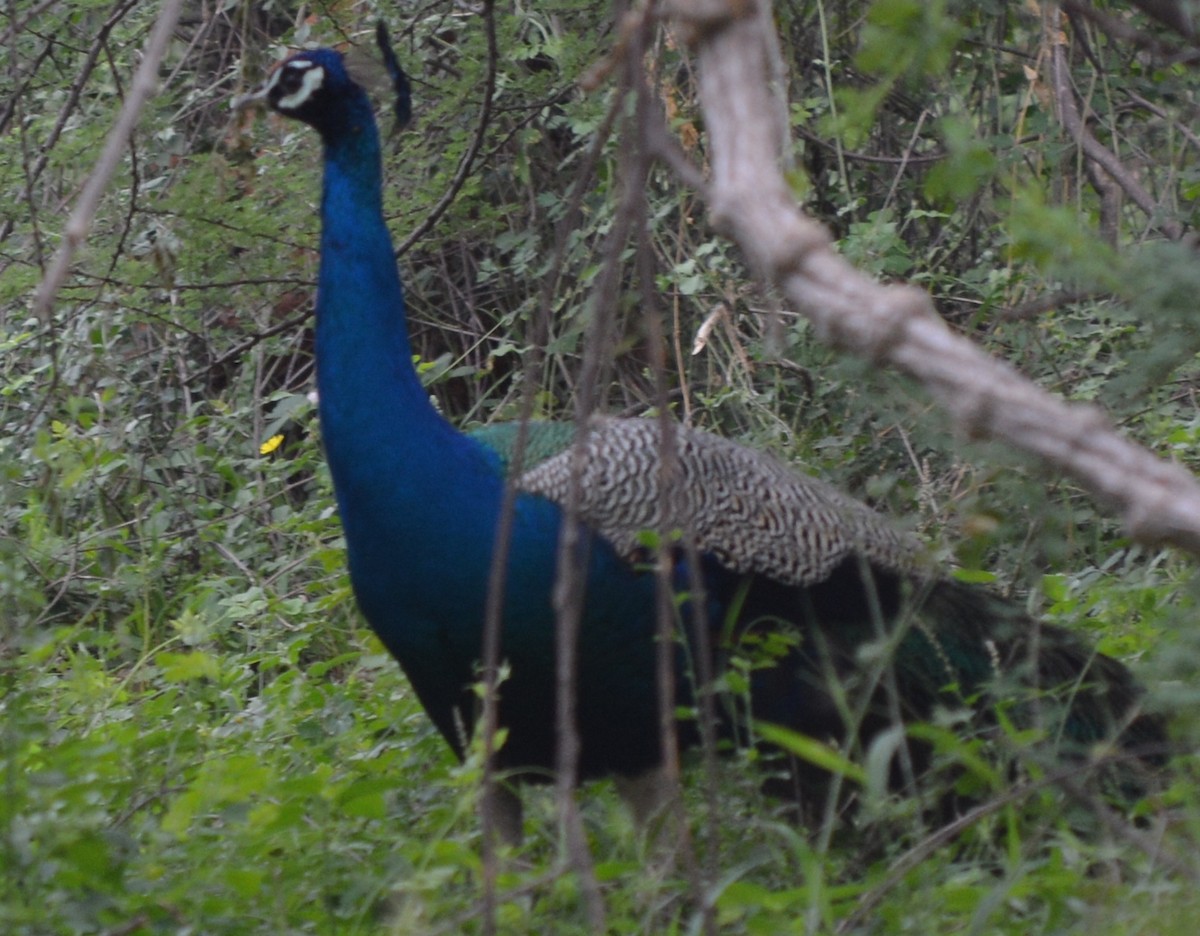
[{"left": 274, "top": 61, "right": 325, "bottom": 111}]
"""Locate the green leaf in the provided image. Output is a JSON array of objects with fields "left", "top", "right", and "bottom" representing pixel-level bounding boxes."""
[
  {"left": 753, "top": 722, "right": 868, "bottom": 785},
  {"left": 951, "top": 568, "right": 997, "bottom": 585},
  {"left": 156, "top": 650, "right": 220, "bottom": 682},
  {"left": 337, "top": 777, "right": 393, "bottom": 819}
]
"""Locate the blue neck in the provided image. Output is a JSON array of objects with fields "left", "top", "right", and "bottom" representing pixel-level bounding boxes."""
[
  {"left": 316, "top": 108, "right": 425, "bottom": 435},
  {"left": 312, "top": 95, "right": 508, "bottom": 615}
]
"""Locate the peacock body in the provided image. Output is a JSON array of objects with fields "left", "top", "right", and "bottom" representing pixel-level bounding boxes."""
[{"left": 240, "top": 31, "right": 1162, "bottom": 828}]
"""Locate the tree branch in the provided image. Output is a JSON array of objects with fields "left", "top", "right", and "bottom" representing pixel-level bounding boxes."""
[
  {"left": 665, "top": 0, "right": 1200, "bottom": 556},
  {"left": 1047, "top": 6, "right": 1184, "bottom": 242},
  {"left": 32, "top": 0, "right": 187, "bottom": 321},
  {"left": 1063, "top": 0, "right": 1200, "bottom": 67}
]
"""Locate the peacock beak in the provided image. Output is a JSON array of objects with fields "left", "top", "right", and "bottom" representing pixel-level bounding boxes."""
[{"left": 231, "top": 81, "right": 271, "bottom": 111}]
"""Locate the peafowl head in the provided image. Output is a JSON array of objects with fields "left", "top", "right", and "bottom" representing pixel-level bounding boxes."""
[{"left": 235, "top": 23, "right": 411, "bottom": 136}]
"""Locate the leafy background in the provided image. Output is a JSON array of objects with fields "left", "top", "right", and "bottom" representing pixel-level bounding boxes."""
[{"left": 3, "top": 0, "right": 1200, "bottom": 932}]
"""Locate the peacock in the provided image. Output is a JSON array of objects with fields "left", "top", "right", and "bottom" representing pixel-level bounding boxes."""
[{"left": 237, "top": 27, "right": 1164, "bottom": 840}]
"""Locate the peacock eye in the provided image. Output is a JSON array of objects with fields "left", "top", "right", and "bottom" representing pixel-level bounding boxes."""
[
  {"left": 278, "top": 69, "right": 305, "bottom": 94},
  {"left": 270, "top": 60, "right": 323, "bottom": 111}
]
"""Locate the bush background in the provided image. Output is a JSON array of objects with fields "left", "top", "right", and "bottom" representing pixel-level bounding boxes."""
[{"left": 3, "top": 1, "right": 1199, "bottom": 932}]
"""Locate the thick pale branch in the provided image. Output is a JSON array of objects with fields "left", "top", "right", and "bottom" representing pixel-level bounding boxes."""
[{"left": 669, "top": 0, "right": 1200, "bottom": 555}]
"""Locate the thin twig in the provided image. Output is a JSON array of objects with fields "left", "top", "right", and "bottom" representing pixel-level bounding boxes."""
[
  {"left": 32, "top": 0, "right": 187, "bottom": 321},
  {"left": 2, "top": 0, "right": 142, "bottom": 247},
  {"left": 1047, "top": 7, "right": 1184, "bottom": 241},
  {"left": 1062, "top": 0, "right": 1200, "bottom": 65},
  {"left": 393, "top": 5, "right": 498, "bottom": 258},
  {"left": 469, "top": 4, "right": 510, "bottom": 928},
  {"left": 627, "top": 8, "right": 717, "bottom": 930},
  {"left": 833, "top": 757, "right": 1163, "bottom": 934},
  {"left": 0, "top": 0, "right": 62, "bottom": 47}
]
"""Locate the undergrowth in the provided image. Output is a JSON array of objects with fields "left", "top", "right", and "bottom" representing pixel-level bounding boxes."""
[{"left": 3, "top": 1, "right": 1199, "bottom": 933}]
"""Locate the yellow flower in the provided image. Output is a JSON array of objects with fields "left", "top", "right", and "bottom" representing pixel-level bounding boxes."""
[{"left": 259, "top": 434, "right": 285, "bottom": 456}]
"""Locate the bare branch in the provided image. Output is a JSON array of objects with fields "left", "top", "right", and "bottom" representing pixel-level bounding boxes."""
[
  {"left": 393, "top": 6, "right": 499, "bottom": 259},
  {"left": 32, "top": 0, "right": 187, "bottom": 322},
  {"left": 1126, "top": 0, "right": 1199, "bottom": 44},
  {"left": 666, "top": 0, "right": 1200, "bottom": 556},
  {"left": 1047, "top": 7, "right": 1184, "bottom": 242},
  {"left": 1063, "top": 0, "right": 1200, "bottom": 66}
]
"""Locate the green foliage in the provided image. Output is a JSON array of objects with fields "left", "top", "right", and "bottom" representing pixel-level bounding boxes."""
[
  {"left": 923, "top": 116, "right": 996, "bottom": 205},
  {"left": 831, "top": 0, "right": 962, "bottom": 145},
  {"left": 3, "top": 0, "right": 1199, "bottom": 932}
]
